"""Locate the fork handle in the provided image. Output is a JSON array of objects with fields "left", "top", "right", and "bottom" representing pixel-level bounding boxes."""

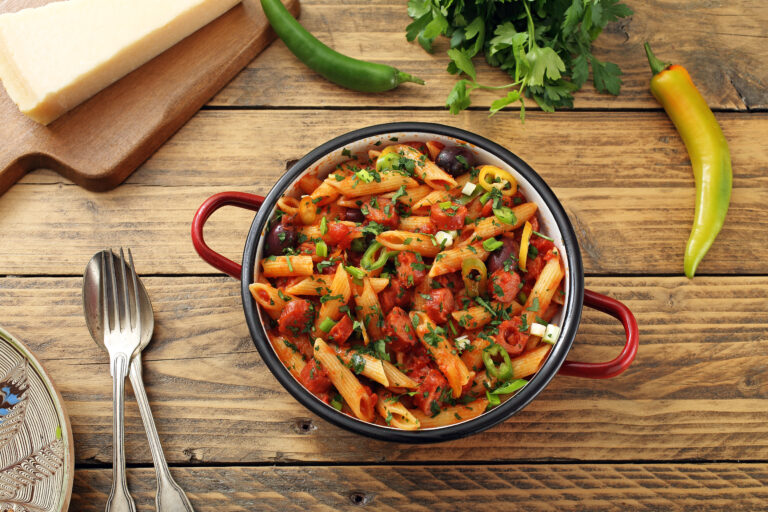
[
  {"left": 129, "top": 355, "right": 195, "bottom": 511},
  {"left": 107, "top": 353, "right": 136, "bottom": 512}
]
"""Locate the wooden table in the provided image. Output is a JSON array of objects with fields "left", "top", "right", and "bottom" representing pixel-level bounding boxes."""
[{"left": 1, "top": 0, "right": 767, "bottom": 509}]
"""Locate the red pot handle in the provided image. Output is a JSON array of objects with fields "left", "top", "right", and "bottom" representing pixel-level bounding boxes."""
[
  {"left": 558, "top": 289, "right": 638, "bottom": 379},
  {"left": 191, "top": 191, "right": 265, "bottom": 279}
]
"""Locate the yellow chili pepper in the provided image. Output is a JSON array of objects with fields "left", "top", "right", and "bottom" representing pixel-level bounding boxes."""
[
  {"left": 645, "top": 43, "right": 732, "bottom": 279},
  {"left": 519, "top": 221, "right": 532, "bottom": 271},
  {"left": 477, "top": 165, "right": 518, "bottom": 196}
]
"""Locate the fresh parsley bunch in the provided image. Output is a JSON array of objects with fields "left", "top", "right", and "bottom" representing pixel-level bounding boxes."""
[{"left": 406, "top": 0, "right": 633, "bottom": 118}]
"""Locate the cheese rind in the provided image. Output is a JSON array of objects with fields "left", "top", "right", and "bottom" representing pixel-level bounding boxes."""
[{"left": 0, "top": 0, "right": 241, "bottom": 125}]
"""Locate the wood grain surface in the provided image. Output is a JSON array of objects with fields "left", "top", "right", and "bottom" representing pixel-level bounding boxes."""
[
  {"left": 209, "top": 0, "right": 768, "bottom": 111},
  {"left": 0, "top": 0, "right": 299, "bottom": 195},
  {"left": 0, "top": 0, "right": 765, "bottom": 507},
  {"left": 0, "top": 275, "right": 765, "bottom": 464},
  {"left": 1, "top": 110, "right": 765, "bottom": 276},
  {"left": 70, "top": 464, "right": 768, "bottom": 511}
]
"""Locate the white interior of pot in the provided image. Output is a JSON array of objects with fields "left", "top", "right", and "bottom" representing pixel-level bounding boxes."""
[{"left": 253, "top": 130, "right": 570, "bottom": 428}]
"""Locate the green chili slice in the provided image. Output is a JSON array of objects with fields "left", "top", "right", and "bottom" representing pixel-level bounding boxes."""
[
  {"left": 376, "top": 152, "right": 401, "bottom": 172},
  {"left": 461, "top": 257, "right": 487, "bottom": 298},
  {"left": 493, "top": 206, "right": 517, "bottom": 225},
  {"left": 319, "top": 317, "right": 336, "bottom": 333},
  {"left": 482, "top": 344, "right": 513, "bottom": 381},
  {"left": 491, "top": 379, "right": 528, "bottom": 395},
  {"left": 361, "top": 242, "right": 398, "bottom": 271}
]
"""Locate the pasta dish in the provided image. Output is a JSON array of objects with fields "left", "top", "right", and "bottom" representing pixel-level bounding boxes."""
[{"left": 250, "top": 139, "right": 565, "bottom": 430}]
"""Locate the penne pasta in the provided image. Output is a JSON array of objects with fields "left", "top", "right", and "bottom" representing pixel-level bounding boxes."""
[
  {"left": 269, "top": 335, "right": 306, "bottom": 379},
  {"left": 377, "top": 396, "right": 421, "bottom": 430},
  {"left": 410, "top": 312, "right": 472, "bottom": 398},
  {"left": 510, "top": 344, "right": 551, "bottom": 378},
  {"left": 429, "top": 243, "right": 489, "bottom": 278},
  {"left": 316, "top": 265, "right": 352, "bottom": 329},
  {"left": 248, "top": 283, "right": 291, "bottom": 319},
  {"left": 298, "top": 221, "right": 363, "bottom": 241},
  {"left": 384, "top": 144, "right": 457, "bottom": 190},
  {"left": 472, "top": 202, "right": 538, "bottom": 240},
  {"left": 287, "top": 275, "right": 388, "bottom": 296},
  {"left": 397, "top": 216, "right": 434, "bottom": 233},
  {"left": 411, "top": 398, "right": 489, "bottom": 428},
  {"left": 313, "top": 338, "right": 376, "bottom": 422},
  {"left": 310, "top": 179, "right": 341, "bottom": 206},
  {"left": 377, "top": 231, "right": 442, "bottom": 257},
  {"left": 276, "top": 196, "right": 300, "bottom": 215},
  {"left": 285, "top": 275, "right": 333, "bottom": 296},
  {"left": 261, "top": 255, "right": 314, "bottom": 278},
  {"left": 523, "top": 254, "right": 564, "bottom": 333},
  {"left": 412, "top": 189, "right": 452, "bottom": 213},
  {"left": 354, "top": 278, "right": 384, "bottom": 341},
  {"left": 332, "top": 345, "right": 390, "bottom": 387},
  {"left": 383, "top": 184, "right": 432, "bottom": 206},
  {"left": 452, "top": 306, "right": 494, "bottom": 330},
  {"left": 381, "top": 361, "right": 419, "bottom": 389},
  {"left": 327, "top": 172, "right": 419, "bottom": 198}
]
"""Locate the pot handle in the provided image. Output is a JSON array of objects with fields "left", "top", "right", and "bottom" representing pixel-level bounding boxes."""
[
  {"left": 191, "top": 191, "right": 265, "bottom": 279},
  {"left": 557, "top": 289, "right": 638, "bottom": 379}
]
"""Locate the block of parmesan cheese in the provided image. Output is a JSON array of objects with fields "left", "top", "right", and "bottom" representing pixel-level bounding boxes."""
[{"left": 0, "top": 0, "right": 241, "bottom": 125}]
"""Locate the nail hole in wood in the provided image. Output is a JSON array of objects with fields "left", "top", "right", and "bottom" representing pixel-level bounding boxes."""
[
  {"left": 349, "top": 492, "right": 372, "bottom": 506},
  {"left": 293, "top": 418, "right": 317, "bottom": 434}
]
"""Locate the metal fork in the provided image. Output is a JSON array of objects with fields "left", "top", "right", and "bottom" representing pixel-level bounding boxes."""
[{"left": 102, "top": 249, "right": 141, "bottom": 512}]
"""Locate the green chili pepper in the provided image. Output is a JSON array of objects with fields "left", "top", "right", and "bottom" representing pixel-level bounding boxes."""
[
  {"left": 461, "top": 257, "right": 487, "bottom": 298},
  {"left": 482, "top": 344, "right": 513, "bottom": 381},
  {"left": 645, "top": 43, "right": 732, "bottom": 279},
  {"left": 261, "top": 0, "right": 424, "bottom": 92},
  {"left": 361, "top": 242, "right": 398, "bottom": 271}
]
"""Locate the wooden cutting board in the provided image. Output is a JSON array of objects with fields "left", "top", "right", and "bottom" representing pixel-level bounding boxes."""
[{"left": 0, "top": 0, "right": 299, "bottom": 195}]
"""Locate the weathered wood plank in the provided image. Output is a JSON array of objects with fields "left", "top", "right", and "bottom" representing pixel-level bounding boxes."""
[
  {"left": 209, "top": 0, "right": 768, "bottom": 110},
  {"left": 0, "top": 275, "right": 766, "bottom": 464},
  {"left": 71, "top": 464, "right": 768, "bottom": 511},
  {"left": 3, "top": 110, "right": 766, "bottom": 275}
]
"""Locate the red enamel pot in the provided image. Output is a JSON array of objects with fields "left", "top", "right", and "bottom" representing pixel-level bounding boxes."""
[{"left": 191, "top": 122, "right": 638, "bottom": 443}]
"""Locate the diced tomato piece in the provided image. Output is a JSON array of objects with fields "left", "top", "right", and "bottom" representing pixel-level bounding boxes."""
[
  {"left": 403, "top": 345, "right": 431, "bottom": 377},
  {"left": 495, "top": 317, "right": 529, "bottom": 356},
  {"left": 412, "top": 368, "right": 449, "bottom": 415},
  {"left": 358, "top": 385, "right": 378, "bottom": 422},
  {"left": 530, "top": 235, "right": 555, "bottom": 255},
  {"left": 425, "top": 140, "right": 444, "bottom": 161},
  {"left": 277, "top": 299, "right": 314, "bottom": 336},
  {"left": 384, "top": 307, "right": 418, "bottom": 352},
  {"left": 299, "top": 358, "right": 332, "bottom": 395},
  {"left": 379, "top": 279, "right": 412, "bottom": 314},
  {"left": 429, "top": 202, "right": 467, "bottom": 231},
  {"left": 297, "top": 242, "right": 316, "bottom": 256},
  {"left": 328, "top": 315, "right": 354, "bottom": 345},
  {"left": 323, "top": 222, "right": 353, "bottom": 250},
  {"left": 363, "top": 198, "right": 399, "bottom": 228},
  {"left": 480, "top": 195, "right": 513, "bottom": 217},
  {"left": 395, "top": 251, "right": 427, "bottom": 288},
  {"left": 403, "top": 141, "right": 428, "bottom": 154},
  {"left": 434, "top": 272, "right": 463, "bottom": 293},
  {"left": 488, "top": 269, "right": 522, "bottom": 303},
  {"left": 424, "top": 288, "right": 455, "bottom": 324}
]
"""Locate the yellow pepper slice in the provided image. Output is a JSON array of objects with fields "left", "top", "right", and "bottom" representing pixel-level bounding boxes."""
[
  {"left": 477, "top": 165, "right": 518, "bottom": 196},
  {"left": 519, "top": 221, "right": 533, "bottom": 271}
]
